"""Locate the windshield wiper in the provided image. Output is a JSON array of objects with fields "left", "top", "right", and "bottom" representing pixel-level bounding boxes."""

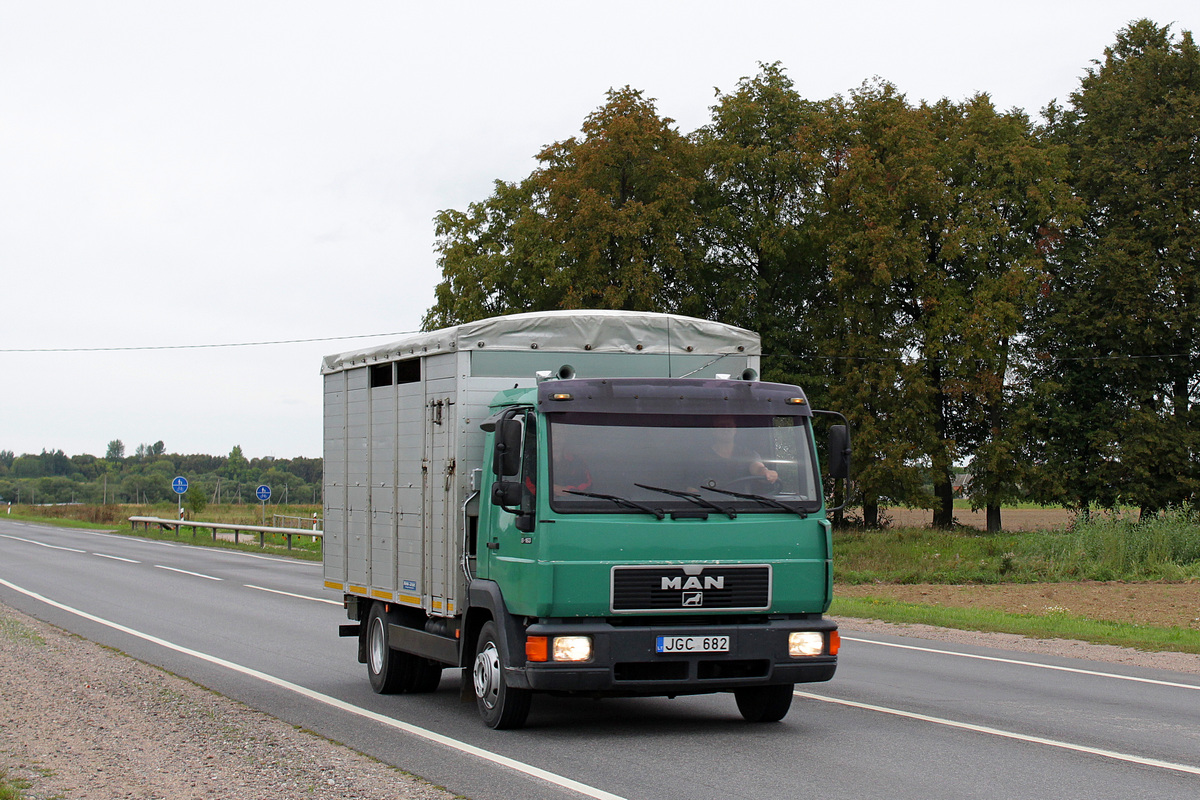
[
  {"left": 700, "top": 486, "right": 808, "bottom": 518},
  {"left": 635, "top": 483, "right": 737, "bottom": 519},
  {"left": 564, "top": 490, "right": 665, "bottom": 520}
]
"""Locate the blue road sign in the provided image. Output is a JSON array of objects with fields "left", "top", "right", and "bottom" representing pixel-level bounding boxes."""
[
  {"left": 256, "top": 484, "right": 271, "bottom": 502},
  {"left": 172, "top": 476, "right": 188, "bottom": 495}
]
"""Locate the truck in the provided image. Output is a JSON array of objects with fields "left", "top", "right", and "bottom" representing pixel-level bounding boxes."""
[{"left": 321, "top": 310, "right": 849, "bottom": 728}]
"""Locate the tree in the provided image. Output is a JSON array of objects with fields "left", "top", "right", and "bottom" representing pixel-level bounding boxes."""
[
  {"left": 1031, "top": 20, "right": 1200, "bottom": 514},
  {"left": 818, "top": 84, "right": 1074, "bottom": 530},
  {"left": 692, "top": 63, "right": 833, "bottom": 388},
  {"left": 185, "top": 482, "right": 208, "bottom": 515},
  {"left": 221, "top": 445, "right": 252, "bottom": 484},
  {"left": 819, "top": 81, "right": 942, "bottom": 526},
  {"left": 425, "top": 87, "right": 703, "bottom": 327},
  {"left": 915, "top": 95, "right": 1076, "bottom": 530},
  {"left": 106, "top": 439, "right": 125, "bottom": 461}
]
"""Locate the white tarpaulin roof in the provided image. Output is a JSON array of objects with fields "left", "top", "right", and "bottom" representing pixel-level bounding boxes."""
[{"left": 321, "top": 310, "right": 759, "bottom": 374}]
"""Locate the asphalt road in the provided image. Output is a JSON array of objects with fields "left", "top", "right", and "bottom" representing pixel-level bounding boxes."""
[{"left": 3, "top": 518, "right": 1199, "bottom": 799}]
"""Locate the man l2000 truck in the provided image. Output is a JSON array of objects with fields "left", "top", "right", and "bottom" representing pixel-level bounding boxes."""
[{"left": 322, "top": 310, "right": 849, "bottom": 728}]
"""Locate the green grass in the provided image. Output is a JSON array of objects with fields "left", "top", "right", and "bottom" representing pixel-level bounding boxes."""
[
  {"left": 836, "top": 506, "right": 1200, "bottom": 585},
  {"left": 833, "top": 507, "right": 1200, "bottom": 653},
  {"left": 832, "top": 595, "right": 1200, "bottom": 655},
  {"left": 0, "top": 616, "right": 46, "bottom": 647},
  {"left": 0, "top": 770, "right": 30, "bottom": 800}
]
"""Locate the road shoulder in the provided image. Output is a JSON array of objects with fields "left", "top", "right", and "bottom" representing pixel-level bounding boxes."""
[{"left": 0, "top": 602, "right": 459, "bottom": 800}]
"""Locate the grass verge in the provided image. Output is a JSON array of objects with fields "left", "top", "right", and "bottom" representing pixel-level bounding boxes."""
[
  {"left": 0, "top": 770, "right": 29, "bottom": 800},
  {"left": 832, "top": 595, "right": 1200, "bottom": 655}
]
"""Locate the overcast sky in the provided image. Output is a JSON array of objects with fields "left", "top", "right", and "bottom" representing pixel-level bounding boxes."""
[{"left": 2, "top": 1, "right": 1195, "bottom": 460}]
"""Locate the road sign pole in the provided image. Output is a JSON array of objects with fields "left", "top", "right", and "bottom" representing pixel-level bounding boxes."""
[
  {"left": 255, "top": 485, "right": 272, "bottom": 526},
  {"left": 172, "top": 476, "right": 189, "bottom": 521}
]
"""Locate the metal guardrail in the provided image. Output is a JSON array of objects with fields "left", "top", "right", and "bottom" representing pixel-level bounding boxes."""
[
  {"left": 129, "top": 516, "right": 323, "bottom": 551},
  {"left": 273, "top": 513, "right": 323, "bottom": 531}
]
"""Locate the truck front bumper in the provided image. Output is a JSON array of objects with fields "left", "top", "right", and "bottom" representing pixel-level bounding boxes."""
[{"left": 513, "top": 617, "right": 837, "bottom": 694}]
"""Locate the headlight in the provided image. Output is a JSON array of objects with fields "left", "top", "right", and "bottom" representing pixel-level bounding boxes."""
[
  {"left": 552, "top": 635, "right": 593, "bottom": 662},
  {"left": 788, "top": 631, "right": 825, "bottom": 657}
]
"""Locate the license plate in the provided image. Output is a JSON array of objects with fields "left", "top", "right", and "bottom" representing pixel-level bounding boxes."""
[{"left": 656, "top": 635, "right": 730, "bottom": 654}]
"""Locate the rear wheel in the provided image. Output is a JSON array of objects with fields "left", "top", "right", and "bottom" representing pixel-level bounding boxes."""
[
  {"left": 404, "top": 656, "right": 443, "bottom": 693},
  {"left": 366, "top": 604, "right": 404, "bottom": 694},
  {"left": 472, "top": 621, "right": 531, "bottom": 729},
  {"left": 734, "top": 684, "right": 794, "bottom": 722},
  {"left": 366, "top": 604, "right": 444, "bottom": 694}
]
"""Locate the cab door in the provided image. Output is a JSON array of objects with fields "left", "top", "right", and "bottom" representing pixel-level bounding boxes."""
[{"left": 480, "top": 408, "right": 539, "bottom": 608}]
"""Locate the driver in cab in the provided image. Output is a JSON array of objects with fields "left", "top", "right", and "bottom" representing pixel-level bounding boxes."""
[{"left": 696, "top": 416, "right": 778, "bottom": 489}]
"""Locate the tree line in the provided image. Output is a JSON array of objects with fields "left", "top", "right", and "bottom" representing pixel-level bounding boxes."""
[
  {"left": 424, "top": 20, "right": 1199, "bottom": 529},
  {"left": 0, "top": 443, "right": 322, "bottom": 509}
]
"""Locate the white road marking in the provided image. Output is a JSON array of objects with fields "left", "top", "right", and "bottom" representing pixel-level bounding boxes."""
[
  {"left": 154, "top": 565, "right": 221, "bottom": 581},
  {"left": 93, "top": 553, "right": 141, "bottom": 564},
  {"left": 843, "top": 636, "right": 1200, "bottom": 691},
  {"left": 0, "top": 533, "right": 86, "bottom": 553},
  {"left": 0, "top": 577, "right": 628, "bottom": 800},
  {"left": 794, "top": 689, "right": 1200, "bottom": 776},
  {"left": 245, "top": 584, "right": 341, "bottom": 605}
]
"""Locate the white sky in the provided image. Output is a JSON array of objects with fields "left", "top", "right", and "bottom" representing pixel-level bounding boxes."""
[{"left": 2, "top": 1, "right": 1194, "bottom": 460}]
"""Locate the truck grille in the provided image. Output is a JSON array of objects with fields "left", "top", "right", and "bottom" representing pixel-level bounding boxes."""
[{"left": 611, "top": 565, "right": 771, "bottom": 612}]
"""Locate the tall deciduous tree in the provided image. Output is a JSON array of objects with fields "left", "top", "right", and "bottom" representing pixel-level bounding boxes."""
[
  {"left": 915, "top": 95, "right": 1076, "bottom": 530},
  {"left": 821, "top": 81, "right": 941, "bottom": 526},
  {"left": 692, "top": 63, "right": 833, "bottom": 388},
  {"left": 822, "top": 84, "right": 1073, "bottom": 529},
  {"left": 424, "top": 87, "right": 702, "bottom": 328},
  {"left": 1032, "top": 20, "right": 1200, "bottom": 514}
]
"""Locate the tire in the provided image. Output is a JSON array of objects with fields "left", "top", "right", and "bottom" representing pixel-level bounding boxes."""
[
  {"left": 403, "top": 656, "right": 443, "bottom": 694},
  {"left": 366, "top": 604, "right": 405, "bottom": 694},
  {"left": 366, "top": 604, "right": 445, "bottom": 694},
  {"left": 472, "top": 621, "right": 532, "bottom": 729},
  {"left": 734, "top": 684, "right": 795, "bottom": 722}
]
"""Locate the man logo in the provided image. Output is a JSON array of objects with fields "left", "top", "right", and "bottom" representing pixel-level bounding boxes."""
[
  {"left": 661, "top": 575, "right": 725, "bottom": 591},
  {"left": 682, "top": 592, "right": 703, "bottom": 606}
]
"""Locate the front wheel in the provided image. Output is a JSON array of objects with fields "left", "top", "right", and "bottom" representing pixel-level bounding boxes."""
[
  {"left": 734, "top": 684, "right": 794, "bottom": 722},
  {"left": 472, "top": 621, "right": 531, "bottom": 729}
]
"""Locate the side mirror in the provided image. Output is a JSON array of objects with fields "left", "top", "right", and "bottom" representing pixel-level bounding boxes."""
[
  {"left": 493, "top": 418, "right": 522, "bottom": 476},
  {"left": 826, "top": 425, "right": 851, "bottom": 480},
  {"left": 491, "top": 480, "right": 535, "bottom": 533},
  {"left": 491, "top": 480, "right": 522, "bottom": 508}
]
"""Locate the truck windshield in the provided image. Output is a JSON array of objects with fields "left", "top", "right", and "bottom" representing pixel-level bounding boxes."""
[{"left": 547, "top": 412, "right": 820, "bottom": 515}]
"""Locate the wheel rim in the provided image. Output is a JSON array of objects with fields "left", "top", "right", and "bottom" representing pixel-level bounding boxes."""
[
  {"left": 473, "top": 642, "right": 501, "bottom": 709},
  {"left": 369, "top": 617, "right": 386, "bottom": 675}
]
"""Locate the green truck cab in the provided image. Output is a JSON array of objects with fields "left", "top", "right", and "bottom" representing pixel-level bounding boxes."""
[{"left": 323, "top": 311, "right": 848, "bottom": 728}]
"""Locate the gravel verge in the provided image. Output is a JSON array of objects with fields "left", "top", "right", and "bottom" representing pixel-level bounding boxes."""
[{"left": 0, "top": 602, "right": 460, "bottom": 800}]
